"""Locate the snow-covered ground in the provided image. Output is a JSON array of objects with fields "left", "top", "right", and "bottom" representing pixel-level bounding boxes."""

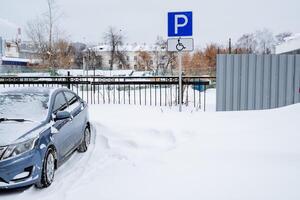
[{"left": 1, "top": 92, "right": 300, "bottom": 199}]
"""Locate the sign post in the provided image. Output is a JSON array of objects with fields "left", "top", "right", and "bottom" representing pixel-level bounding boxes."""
[
  {"left": 178, "top": 51, "right": 183, "bottom": 112},
  {"left": 167, "top": 11, "right": 193, "bottom": 112}
]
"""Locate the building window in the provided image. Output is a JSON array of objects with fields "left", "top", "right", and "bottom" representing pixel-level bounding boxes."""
[
  {"left": 150, "top": 60, "right": 153, "bottom": 65},
  {"left": 134, "top": 56, "right": 137, "bottom": 61},
  {"left": 127, "top": 56, "right": 130, "bottom": 61}
]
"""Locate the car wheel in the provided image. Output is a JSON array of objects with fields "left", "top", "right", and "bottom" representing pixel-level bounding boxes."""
[
  {"left": 36, "top": 148, "right": 56, "bottom": 188},
  {"left": 78, "top": 126, "right": 91, "bottom": 153}
]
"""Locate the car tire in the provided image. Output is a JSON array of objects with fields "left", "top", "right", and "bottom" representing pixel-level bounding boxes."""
[
  {"left": 36, "top": 148, "right": 56, "bottom": 188},
  {"left": 78, "top": 126, "right": 91, "bottom": 153}
]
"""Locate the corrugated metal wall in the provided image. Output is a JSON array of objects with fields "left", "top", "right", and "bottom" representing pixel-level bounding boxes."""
[{"left": 216, "top": 54, "right": 300, "bottom": 111}]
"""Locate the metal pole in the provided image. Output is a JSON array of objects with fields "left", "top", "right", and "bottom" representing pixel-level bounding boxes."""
[
  {"left": 179, "top": 52, "right": 182, "bottom": 112},
  {"left": 83, "top": 56, "right": 86, "bottom": 75},
  {"left": 229, "top": 38, "right": 232, "bottom": 54}
]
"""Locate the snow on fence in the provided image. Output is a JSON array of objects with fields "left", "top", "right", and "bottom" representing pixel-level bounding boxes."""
[{"left": 0, "top": 76, "right": 215, "bottom": 111}]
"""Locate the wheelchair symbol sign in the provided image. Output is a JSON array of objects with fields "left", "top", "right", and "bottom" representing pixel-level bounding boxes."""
[
  {"left": 167, "top": 38, "right": 194, "bottom": 52},
  {"left": 176, "top": 38, "right": 186, "bottom": 51}
]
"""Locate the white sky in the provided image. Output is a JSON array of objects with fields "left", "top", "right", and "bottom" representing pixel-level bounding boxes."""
[{"left": 0, "top": 0, "right": 299, "bottom": 47}]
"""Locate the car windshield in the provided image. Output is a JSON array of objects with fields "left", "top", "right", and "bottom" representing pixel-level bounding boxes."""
[{"left": 0, "top": 92, "right": 50, "bottom": 122}]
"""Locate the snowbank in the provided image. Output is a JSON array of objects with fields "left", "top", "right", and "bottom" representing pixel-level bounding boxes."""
[
  {"left": 1, "top": 103, "right": 300, "bottom": 200},
  {"left": 57, "top": 69, "right": 134, "bottom": 77}
]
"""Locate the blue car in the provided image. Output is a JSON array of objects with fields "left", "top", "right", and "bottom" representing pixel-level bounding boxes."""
[{"left": 0, "top": 87, "right": 91, "bottom": 189}]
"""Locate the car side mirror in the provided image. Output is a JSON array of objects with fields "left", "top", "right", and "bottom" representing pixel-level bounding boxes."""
[{"left": 54, "top": 111, "right": 71, "bottom": 122}]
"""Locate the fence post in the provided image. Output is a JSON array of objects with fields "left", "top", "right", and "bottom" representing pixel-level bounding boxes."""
[{"left": 67, "top": 71, "right": 71, "bottom": 89}]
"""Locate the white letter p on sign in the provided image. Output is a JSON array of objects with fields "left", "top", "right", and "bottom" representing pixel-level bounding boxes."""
[{"left": 174, "top": 14, "right": 188, "bottom": 34}]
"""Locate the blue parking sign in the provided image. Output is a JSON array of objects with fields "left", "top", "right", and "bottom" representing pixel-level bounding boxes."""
[{"left": 168, "top": 12, "right": 193, "bottom": 37}]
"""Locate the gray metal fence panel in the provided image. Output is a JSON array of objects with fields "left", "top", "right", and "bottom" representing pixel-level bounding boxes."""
[
  {"left": 295, "top": 55, "right": 300, "bottom": 103},
  {"left": 233, "top": 55, "right": 241, "bottom": 110},
  {"left": 262, "top": 55, "right": 271, "bottom": 109},
  {"left": 225, "top": 55, "right": 234, "bottom": 111},
  {"left": 270, "top": 55, "right": 279, "bottom": 108},
  {"left": 216, "top": 56, "right": 220, "bottom": 111},
  {"left": 248, "top": 55, "right": 256, "bottom": 110},
  {"left": 278, "top": 55, "right": 287, "bottom": 107},
  {"left": 216, "top": 55, "right": 227, "bottom": 111},
  {"left": 217, "top": 54, "right": 300, "bottom": 111},
  {"left": 286, "top": 55, "right": 295, "bottom": 105},
  {"left": 255, "top": 55, "right": 264, "bottom": 109},
  {"left": 240, "top": 55, "right": 249, "bottom": 110}
]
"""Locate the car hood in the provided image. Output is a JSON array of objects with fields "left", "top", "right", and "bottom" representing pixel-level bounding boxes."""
[{"left": 0, "top": 121, "right": 42, "bottom": 146}]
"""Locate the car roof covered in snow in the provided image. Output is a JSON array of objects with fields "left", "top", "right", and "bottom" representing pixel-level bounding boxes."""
[{"left": 0, "top": 87, "right": 58, "bottom": 96}]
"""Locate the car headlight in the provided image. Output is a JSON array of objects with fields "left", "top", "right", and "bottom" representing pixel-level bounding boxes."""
[{"left": 1, "top": 138, "right": 38, "bottom": 160}]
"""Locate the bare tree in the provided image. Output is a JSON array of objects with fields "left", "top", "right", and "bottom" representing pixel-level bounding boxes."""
[
  {"left": 182, "top": 53, "right": 192, "bottom": 68},
  {"left": 137, "top": 51, "right": 152, "bottom": 71},
  {"left": 104, "top": 27, "right": 127, "bottom": 70},
  {"left": 52, "top": 39, "right": 74, "bottom": 68},
  {"left": 190, "top": 50, "right": 206, "bottom": 75},
  {"left": 26, "top": 18, "right": 48, "bottom": 63},
  {"left": 236, "top": 29, "right": 280, "bottom": 54},
  {"left": 153, "top": 36, "right": 177, "bottom": 75},
  {"left": 26, "top": 0, "right": 63, "bottom": 68},
  {"left": 235, "top": 33, "right": 257, "bottom": 53},
  {"left": 45, "top": 0, "right": 62, "bottom": 67},
  {"left": 255, "top": 29, "right": 275, "bottom": 54}
]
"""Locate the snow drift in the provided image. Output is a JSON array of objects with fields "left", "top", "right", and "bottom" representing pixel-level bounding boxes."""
[{"left": 1, "top": 102, "right": 300, "bottom": 200}]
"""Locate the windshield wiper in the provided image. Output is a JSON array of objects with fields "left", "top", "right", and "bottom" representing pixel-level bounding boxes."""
[{"left": 0, "top": 118, "right": 32, "bottom": 123}]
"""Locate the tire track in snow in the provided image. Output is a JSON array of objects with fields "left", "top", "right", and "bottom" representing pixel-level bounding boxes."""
[
  {"left": 0, "top": 120, "right": 181, "bottom": 200},
  {"left": 42, "top": 122, "right": 113, "bottom": 200}
]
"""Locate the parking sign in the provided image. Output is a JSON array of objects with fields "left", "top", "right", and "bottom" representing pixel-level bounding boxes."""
[{"left": 168, "top": 12, "right": 193, "bottom": 37}]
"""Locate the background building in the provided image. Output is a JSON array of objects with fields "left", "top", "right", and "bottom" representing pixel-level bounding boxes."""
[{"left": 85, "top": 43, "right": 175, "bottom": 73}]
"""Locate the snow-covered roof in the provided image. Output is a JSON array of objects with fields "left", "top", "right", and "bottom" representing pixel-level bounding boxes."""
[
  {"left": 283, "top": 33, "right": 300, "bottom": 42},
  {"left": 1, "top": 56, "right": 30, "bottom": 62},
  {"left": 276, "top": 33, "right": 300, "bottom": 54}
]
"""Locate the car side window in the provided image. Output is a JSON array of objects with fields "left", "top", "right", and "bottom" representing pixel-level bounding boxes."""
[
  {"left": 64, "top": 91, "right": 81, "bottom": 112},
  {"left": 53, "top": 92, "right": 68, "bottom": 113}
]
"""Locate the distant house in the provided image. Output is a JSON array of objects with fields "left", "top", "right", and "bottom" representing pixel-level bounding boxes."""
[
  {"left": 85, "top": 43, "right": 169, "bottom": 71},
  {"left": 275, "top": 34, "right": 300, "bottom": 54},
  {"left": 4, "top": 41, "right": 19, "bottom": 58},
  {"left": 0, "top": 40, "right": 28, "bottom": 66},
  {"left": 19, "top": 41, "right": 40, "bottom": 61},
  {"left": 0, "top": 39, "right": 40, "bottom": 66}
]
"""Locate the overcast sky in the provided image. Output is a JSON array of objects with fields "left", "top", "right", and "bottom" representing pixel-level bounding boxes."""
[{"left": 0, "top": 0, "right": 299, "bottom": 47}]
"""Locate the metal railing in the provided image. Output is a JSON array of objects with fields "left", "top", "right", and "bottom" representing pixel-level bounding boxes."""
[{"left": 0, "top": 75, "right": 215, "bottom": 111}]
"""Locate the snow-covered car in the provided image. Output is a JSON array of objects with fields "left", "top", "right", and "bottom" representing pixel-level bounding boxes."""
[{"left": 0, "top": 87, "right": 91, "bottom": 189}]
